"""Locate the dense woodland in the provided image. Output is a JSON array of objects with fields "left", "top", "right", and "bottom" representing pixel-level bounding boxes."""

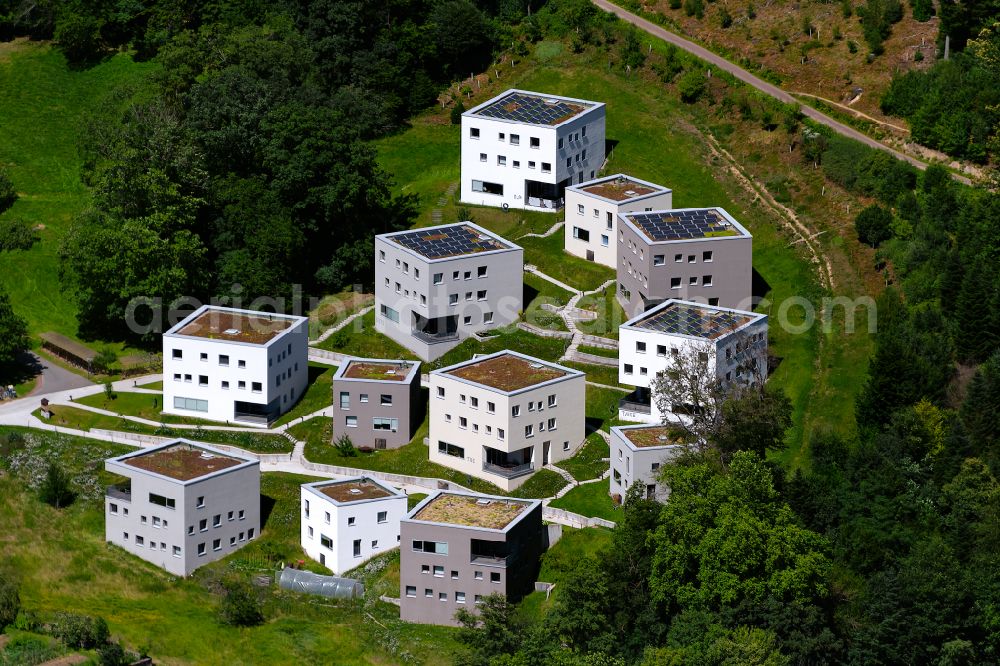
[{"left": 2, "top": 0, "right": 1000, "bottom": 664}]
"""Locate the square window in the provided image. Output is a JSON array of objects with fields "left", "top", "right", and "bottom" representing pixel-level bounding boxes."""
[
  {"left": 433, "top": 565, "right": 444, "bottom": 577},
  {"left": 347, "top": 516, "right": 355, "bottom": 526},
  {"left": 360, "top": 393, "right": 369, "bottom": 403},
  {"left": 703, "top": 275, "right": 713, "bottom": 286},
  {"left": 703, "top": 251, "right": 713, "bottom": 262},
  {"left": 197, "top": 543, "right": 206, "bottom": 556},
  {"left": 670, "top": 277, "right": 681, "bottom": 289},
  {"left": 405, "top": 586, "right": 416, "bottom": 598},
  {"left": 213, "top": 538, "right": 221, "bottom": 551},
  {"left": 484, "top": 312, "right": 494, "bottom": 324},
  {"left": 510, "top": 134, "right": 519, "bottom": 145},
  {"left": 221, "top": 380, "right": 229, "bottom": 389},
  {"left": 491, "top": 572, "right": 501, "bottom": 583},
  {"left": 530, "top": 137, "right": 540, "bottom": 148},
  {"left": 479, "top": 152, "right": 487, "bottom": 162},
  {"left": 637, "top": 341, "right": 647, "bottom": 353},
  {"left": 469, "top": 127, "right": 479, "bottom": 139},
  {"left": 541, "top": 162, "right": 551, "bottom": 173},
  {"left": 528, "top": 160, "right": 536, "bottom": 168},
  {"left": 497, "top": 155, "right": 506, "bottom": 166},
  {"left": 433, "top": 273, "right": 443, "bottom": 284},
  {"left": 624, "top": 364, "right": 634, "bottom": 375},
  {"left": 213, "top": 514, "right": 221, "bottom": 527},
  {"left": 200, "top": 352, "right": 207, "bottom": 361},
  {"left": 437, "top": 386, "right": 445, "bottom": 399},
  {"left": 475, "top": 571, "right": 483, "bottom": 580},
  {"left": 380, "top": 394, "right": 392, "bottom": 406},
  {"left": 377, "top": 511, "right": 387, "bottom": 523}
]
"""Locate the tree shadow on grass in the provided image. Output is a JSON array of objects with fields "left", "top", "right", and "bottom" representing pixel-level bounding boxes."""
[{"left": 0, "top": 351, "right": 43, "bottom": 392}]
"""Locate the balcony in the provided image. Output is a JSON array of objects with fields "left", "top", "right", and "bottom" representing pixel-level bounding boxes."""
[
  {"left": 471, "top": 553, "right": 511, "bottom": 567},
  {"left": 470, "top": 539, "right": 511, "bottom": 566},
  {"left": 412, "top": 329, "right": 460, "bottom": 345},
  {"left": 619, "top": 388, "right": 652, "bottom": 415},
  {"left": 483, "top": 460, "right": 534, "bottom": 479},
  {"left": 106, "top": 484, "right": 132, "bottom": 502}
]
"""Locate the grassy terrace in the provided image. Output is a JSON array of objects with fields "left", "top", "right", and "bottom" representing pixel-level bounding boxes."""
[
  {"left": 0, "top": 429, "right": 458, "bottom": 664},
  {"left": 271, "top": 363, "right": 336, "bottom": 427},
  {"left": 559, "top": 432, "right": 610, "bottom": 481},
  {"left": 308, "top": 290, "right": 374, "bottom": 340},
  {"left": 33, "top": 405, "right": 292, "bottom": 453},
  {"left": 446, "top": 353, "right": 568, "bottom": 392},
  {"left": 413, "top": 493, "right": 530, "bottom": 529},
  {"left": 549, "top": 481, "right": 619, "bottom": 523}
]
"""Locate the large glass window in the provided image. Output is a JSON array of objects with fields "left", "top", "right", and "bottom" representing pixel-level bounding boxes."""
[
  {"left": 173, "top": 396, "right": 208, "bottom": 412},
  {"left": 437, "top": 441, "right": 464, "bottom": 458},
  {"left": 471, "top": 180, "right": 503, "bottom": 196}
]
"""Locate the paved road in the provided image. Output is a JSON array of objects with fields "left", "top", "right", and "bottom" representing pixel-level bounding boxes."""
[
  {"left": 28, "top": 352, "right": 94, "bottom": 395},
  {"left": 592, "top": 0, "right": 973, "bottom": 186}
]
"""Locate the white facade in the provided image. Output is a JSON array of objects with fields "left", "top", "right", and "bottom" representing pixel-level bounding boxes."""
[
  {"left": 428, "top": 350, "right": 586, "bottom": 491},
  {"left": 104, "top": 440, "right": 261, "bottom": 577},
  {"left": 609, "top": 425, "right": 690, "bottom": 502},
  {"left": 162, "top": 305, "right": 309, "bottom": 426},
  {"left": 617, "top": 299, "right": 768, "bottom": 424},
  {"left": 374, "top": 223, "right": 523, "bottom": 361},
  {"left": 461, "top": 89, "right": 606, "bottom": 211},
  {"left": 564, "top": 174, "right": 673, "bottom": 267},
  {"left": 300, "top": 477, "right": 407, "bottom": 574}
]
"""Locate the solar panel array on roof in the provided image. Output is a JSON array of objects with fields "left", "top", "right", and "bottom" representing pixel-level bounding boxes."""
[
  {"left": 390, "top": 224, "right": 510, "bottom": 259},
  {"left": 475, "top": 92, "right": 593, "bottom": 126},
  {"left": 627, "top": 209, "right": 741, "bottom": 242},
  {"left": 633, "top": 303, "right": 752, "bottom": 339}
]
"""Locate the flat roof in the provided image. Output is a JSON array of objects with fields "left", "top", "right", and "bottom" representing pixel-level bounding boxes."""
[
  {"left": 468, "top": 90, "right": 598, "bottom": 126},
  {"left": 412, "top": 493, "right": 532, "bottom": 530},
  {"left": 318, "top": 479, "right": 394, "bottom": 502},
  {"left": 624, "top": 208, "right": 748, "bottom": 242},
  {"left": 575, "top": 174, "right": 668, "bottom": 202},
  {"left": 625, "top": 300, "right": 762, "bottom": 340},
  {"left": 121, "top": 442, "right": 245, "bottom": 481},
  {"left": 169, "top": 306, "right": 304, "bottom": 345},
  {"left": 443, "top": 351, "right": 575, "bottom": 392},
  {"left": 619, "top": 425, "right": 692, "bottom": 448},
  {"left": 387, "top": 223, "right": 512, "bottom": 260},
  {"left": 341, "top": 359, "right": 417, "bottom": 382}
]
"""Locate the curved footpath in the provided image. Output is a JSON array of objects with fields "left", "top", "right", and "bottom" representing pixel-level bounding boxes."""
[
  {"left": 591, "top": 0, "right": 973, "bottom": 186},
  {"left": 0, "top": 373, "right": 616, "bottom": 529}
]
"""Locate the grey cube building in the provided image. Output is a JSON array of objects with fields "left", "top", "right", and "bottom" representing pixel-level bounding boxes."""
[
  {"left": 332, "top": 358, "right": 422, "bottom": 450},
  {"left": 399, "top": 492, "right": 544, "bottom": 626},
  {"left": 104, "top": 440, "right": 261, "bottom": 576},
  {"left": 374, "top": 222, "right": 524, "bottom": 361},
  {"left": 609, "top": 424, "right": 690, "bottom": 502},
  {"left": 617, "top": 207, "right": 752, "bottom": 317}
]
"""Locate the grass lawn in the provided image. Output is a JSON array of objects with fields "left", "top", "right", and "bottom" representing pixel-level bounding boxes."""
[
  {"left": 523, "top": 273, "right": 571, "bottom": 332},
  {"left": 75, "top": 390, "right": 221, "bottom": 426},
  {"left": 138, "top": 380, "right": 163, "bottom": 390},
  {"left": 287, "top": 414, "right": 333, "bottom": 445},
  {"left": 565, "top": 362, "right": 628, "bottom": 389},
  {"left": 407, "top": 493, "right": 428, "bottom": 510},
  {"left": 272, "top": 363, "right": 335, "bottom": 427},
  {"left": 585, "top": 384, "right": 637, "bottom": 432},
  {"left": 576, "top": 344, "right": 618, "bottom": 358},
  {"left": 575, "top": 285, "right": 628, "bottom": 340},
  {"left": 509, "top": 469, "right": 568, "bottom": 499},
  {"left": 33, "top": 406, "right": 292, "bottom": 453},
  {"left": 549, "top": 482, "right": 620, "bottom": 523},
  {"left": 308, "top": 290, "right": 374, "bottom": 340},
  {"left": 0, "top": 41, "right": 156, "bottom": 354},
  {"left": 519, "top": 231, "right": 615, "bottom": 292},
  {"left": 559, "top": 432, "right": 610, "bottom": 481},
  {"left": 519, "top": 526, "right": 613, "bottom": 622},
  {"left": 316, "top": 310, "right": 419, "bottom": 361},
  {"left": 0, "top": 428, "right": 460, "bottom": 664},
  {"left": 428, "top": 325, "right": 569, "bottom": 371}
]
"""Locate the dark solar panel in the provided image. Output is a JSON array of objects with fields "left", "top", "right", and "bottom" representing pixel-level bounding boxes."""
[
  {"left": 391, "top": 224, "right": 510, "bottom": 259},
  {"left": 475, "top": 92, "right": 593, "bottom": 125},
  {"left": 634, "top": 303, "right": 751, "bottom": 339},
  {"left": 627, "top": 209, "right": 742, "bottom": 241}
]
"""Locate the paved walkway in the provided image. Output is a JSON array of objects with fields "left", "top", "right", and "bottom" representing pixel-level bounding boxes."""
[
  {"left": 591, "top": 0, "right": 973, "bottom": 185},
  {"left": 519, "top": 220, "right": 564, "bottom": 239},
  {"left": 312, "top": 305, "right": 375, "bottom": 345}
]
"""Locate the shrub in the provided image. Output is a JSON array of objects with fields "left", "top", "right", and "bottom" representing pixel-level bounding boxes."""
[
  {"left": 98, "top": 640, "right": 139, "bottom": 666},
  {"left": 0, "top": 574, "right": 20, "bottom": 628},
  {"left": 678, "top": 69, "right": 707, "bottom": 103},
  {"left": 92, "top": 348, "right": 118, "bottom": 374},
  {"left": 39, "top": 461, "right": 75, "bottom": 508},
  {"left": 2, "top": 635, "right": 61, "bottom": 664},
  {"left": 51, "top": 612, "right": 110, "bottom": 648},
  {"left": 450, "top": 100, "right": 465, "bottom": 125},
  {"left": 719, "top": 7, "right": 733, "bottom": 28},
  {"left": 219, "top": 580, "right": 264, "bottom": 627},
  {"left": 855, "top": 204, "right": 894, "bottom": 246},
  {"left": 848, "top": 40, "right": 858, "bottom": 53},
  {"left": 0, "top": 169, "right": 16, "bottom": 213},
  {"left": 911, "top": 0, "right": 933, "bottom": 21},
  {"left": 103, "top": 380, "right": 116, "bottom": 400},
  {"left": 0, "top": 218, "right": 39, "bottom": 251},
  {"left": 334, "top": 433, "right": 358, "bottom": 457},
  {"left": 669, "top": 0, "right": 682, "bottom": 8},
  {"left": 683, "top": 0, "right": 704, "bottom": 18}
]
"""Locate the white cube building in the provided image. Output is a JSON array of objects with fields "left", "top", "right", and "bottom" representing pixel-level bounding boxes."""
[
  {"left": 618, "top": 299, "right": 768, "bottom": 424},
  {"left": 162, "top": 305, "right": 309, "bottom": 426},
  {"left": 428, "top": 350, "right": 586, "bottom": 491},
  {"left": 300, "top": 476, "right": 407, "bottom": 574},
  {"left": 104, "top": 440, "right": 261, "bottom": 576},
  {"left": 375, "top": 223, "right": 523, "bottom": 362},
  {"left": 461, "top": 89, "right": 606, "bottom": 211},
  {"left": 564, "top": 174, "right": 673, "bottom": 268},
  {"left": 609, "top": 424, "right": 690, "bottom": 503}
]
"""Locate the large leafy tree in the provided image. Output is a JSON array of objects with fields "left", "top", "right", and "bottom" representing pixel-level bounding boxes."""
[{"left": 0, "top": 285, "right": 29, "bottom": 366}]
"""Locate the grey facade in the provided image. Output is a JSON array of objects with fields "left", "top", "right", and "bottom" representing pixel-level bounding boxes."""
[
  {"left": 609, "top": 425, "right": 689, "bottom": 502},
  {"left": 331, "top": 358, "right": 422, "bottom": 449},
  {"left": 374, "top": 222, "right": 524, "bottom": 362},
  {"left": 104, "top": 440, "right": 261, "bottom": 576},
  {"left": 399, "top": 492, "right": 544, "bottom": 626},
  {"left": 617, "top": 207, "right": 752, "bottom": 317}
]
